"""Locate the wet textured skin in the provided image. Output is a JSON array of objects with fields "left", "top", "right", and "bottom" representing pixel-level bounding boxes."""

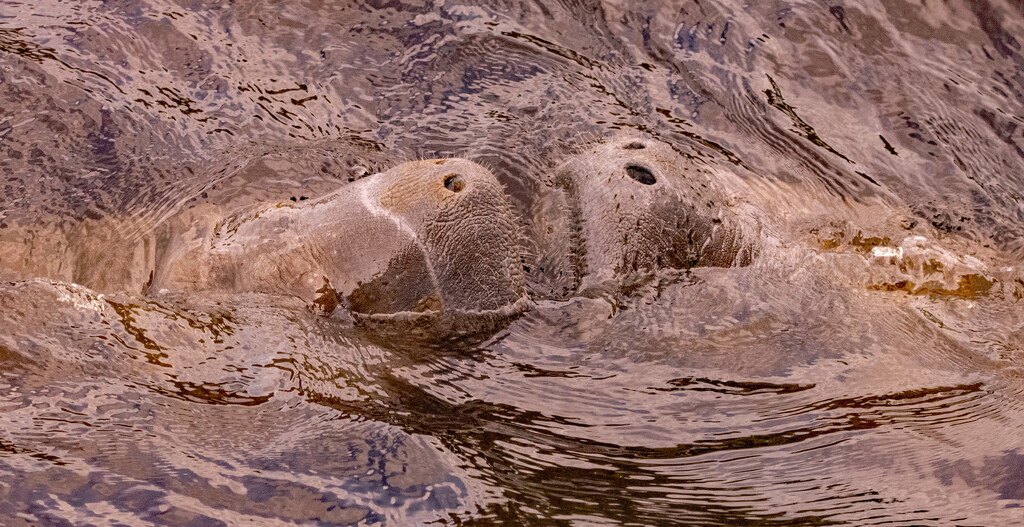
[
  {"left": 534, "top": 136, "right": 1011, "bottom": 304},
  {"left": 164, "top": 140, "right": 756, "bottom": 312},
  {"left": 8, "top": 139, "right": 764, "bottom": 329},
  {"left": 153, "top": 158, "right": 529, "bottom": 324},
  {"left": 533, "top": 136, "right": 759, "bottom": 297}
]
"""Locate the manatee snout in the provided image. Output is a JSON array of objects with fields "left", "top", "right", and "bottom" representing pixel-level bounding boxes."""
[
  {"left": 539, "top": 136, "right": 755, "bottom": 294},
  {"left": 157, "top": 158, "right": 528, "bottom": 328},
  {"left": 150, "top": 138, "right": 755, "bottom": 329},
  {"left": 347, "top": 158, "right": 529, "bottom": 321}
]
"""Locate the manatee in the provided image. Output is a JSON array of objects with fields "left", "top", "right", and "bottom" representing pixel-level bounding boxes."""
[
  {"left": 531, "top": 136, "right": 759, "bottom": 297},
  {"left": 150, "top": 158, "right": 529, "bottom": 326},
  {"left": 532, "top": 136, "right": 1011, "bottom": 304}
]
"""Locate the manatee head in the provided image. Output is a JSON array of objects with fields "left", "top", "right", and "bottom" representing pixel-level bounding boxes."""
[
  {"left": 543, "top": 136, "right": 756, "bottom": 293},
  {"left": 343, "top": 158, "right": 529, "bottom": 329}
]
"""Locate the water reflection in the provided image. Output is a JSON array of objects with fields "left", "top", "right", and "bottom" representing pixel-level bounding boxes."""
[{"left": 3, "top": 0, "right": 1024, "bottom": 525}]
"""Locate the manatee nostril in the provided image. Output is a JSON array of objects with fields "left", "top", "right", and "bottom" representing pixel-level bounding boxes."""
[
  {"left": 443, "top": 174, "right": 466, "bottom": 192},
  {"left": 623, "top": 141, "right": 646, "bottom": 150},
  {"left": 625, "top": 164, "right": 656, "bottom": 185}
]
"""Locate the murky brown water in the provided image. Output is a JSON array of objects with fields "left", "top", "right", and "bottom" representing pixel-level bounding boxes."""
[{"left": 3, "top": 1, "right": 1024, "bottom": 525}]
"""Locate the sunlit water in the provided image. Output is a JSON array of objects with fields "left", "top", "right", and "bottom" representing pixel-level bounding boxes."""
[{"left": 2, "top": 1, "right": 1024, "bottom": 525}]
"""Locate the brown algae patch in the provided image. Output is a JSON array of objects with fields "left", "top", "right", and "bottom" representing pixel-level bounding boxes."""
[{"left": 868, "top": 273, "right": 995, "bottom": 299}]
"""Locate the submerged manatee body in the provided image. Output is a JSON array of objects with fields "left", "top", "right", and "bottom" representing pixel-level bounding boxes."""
[
  {"left": 532, "top": 136, "right": 760, "bottom": 297},
  {"left": 537, "top": 135, "right": 1014, "bottom": 305},
  {"left": 154, "top": 158, "right": 529, "bottom": 326}
]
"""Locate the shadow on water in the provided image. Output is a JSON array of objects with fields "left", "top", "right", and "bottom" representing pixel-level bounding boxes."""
[
  {"left": 311, "top": 367, "right": 988, "bottom": 525},
  {"left": 1, "top": 271, "right": 1017, "bottom": 525}
]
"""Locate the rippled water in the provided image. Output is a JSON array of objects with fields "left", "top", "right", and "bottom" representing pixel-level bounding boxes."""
[{"left": 3, "top": 1, "right": 1024, "bottom": 525}]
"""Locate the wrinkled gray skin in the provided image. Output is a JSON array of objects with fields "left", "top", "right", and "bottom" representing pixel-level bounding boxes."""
[
  {"left": 531, "top": 136, "right": 759, "bottom": 298},
  {"left": 4, "top": 139, "right": 761, "bottom": 333},
  {"left": 151, "top": 138, "right": 758, "bottom": 327},
  {"left": 153, "top": 158, "right": 529, "bottom": 324}
]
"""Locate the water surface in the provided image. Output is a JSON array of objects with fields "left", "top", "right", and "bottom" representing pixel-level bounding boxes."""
[{"left": 2, "top": 1, "right": 1024, "bottom": 525}]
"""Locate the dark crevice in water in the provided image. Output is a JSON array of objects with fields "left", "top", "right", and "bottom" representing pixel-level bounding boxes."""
[
  {"left": 650, "top": 109, "right": 753, "bottom": 170},
  {"left": 798, "top": 383, "right": 986, "bottom": 412},
  {"left": 656, "top": 377, "right": 815, "bottom": 396},
  {"left": 0, "top": 436, "right": 67, "bottom": 466},
  {"left": 307, "top": 373, "right": 989, "bottom": 470},
  {"left": 107, "top": 301, "right": 171, "bottom": 366},
  {"left": 511, "top": 362, "right": 586, "bottom": 378},
  {"left": 0, "top": 27, "right": 125, "bottom": 94},
  {"left": 880, "top": 134, "right": 899, "bottom": 156},
  {"left": 763, "top": 74, "right": 854, "bottom": 164},
  {"left": 500, "top": 30, "right": 601, "bottom": 71},
  {"left": 137, "top": 379, "right": 275, "bottom": 406}
]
